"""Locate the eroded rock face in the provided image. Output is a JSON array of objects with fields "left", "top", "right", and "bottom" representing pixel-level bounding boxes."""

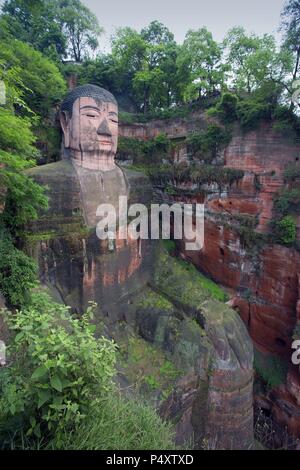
[
  {"left": 175, "top": 123, "right": 300, "bottom": 439},
  {"left": 121, "top": 250, "right": 254, "bottom": 450},
  {"left": 119, "top": 111, "right": 215, "bottom": 141}
]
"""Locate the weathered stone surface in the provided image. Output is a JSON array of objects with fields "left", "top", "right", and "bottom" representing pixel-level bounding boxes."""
[
  {"left": 24, "top": 162, "right": 254, "bottom": 449},
  {"left": 150, "top": 250, "right": 254, "bottom": 450},
  {"left": 119, "top": 111, "right": 215, "bottom": 141},
  {"left": 121, "top": 114, "right": 300, "bottom": 440},
  {"left": 172, "top": 123, "right": 300, "bottom": 439},
  {"left": 25, "top": 160, "right": 154, "bottom": 320}
]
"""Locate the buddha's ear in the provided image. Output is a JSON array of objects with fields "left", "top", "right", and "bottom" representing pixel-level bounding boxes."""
[{"left": 60, "top": 111, "right": 70, "bottom": 148}]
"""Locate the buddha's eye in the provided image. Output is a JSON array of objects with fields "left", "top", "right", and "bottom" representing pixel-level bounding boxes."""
[
  {"left": 110, "top": 119, "right": 118, "bottom": 124},
  {"left": 86, "top": 113, "right": 98, "bottom": 118}
]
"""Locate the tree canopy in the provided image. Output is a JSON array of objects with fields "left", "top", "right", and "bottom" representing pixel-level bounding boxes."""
[{"left": 1, "top": 0, "right": 103, "bottom": 62}]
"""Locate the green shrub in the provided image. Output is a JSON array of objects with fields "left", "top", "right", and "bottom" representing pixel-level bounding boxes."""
[
  {"left": 0, "top": 38, "right": 66, "bottom": 117},
  {"left": 284, "top": 165, "right": 300, "bottom": 182},
  {"left": 272, "top": 106, "right": 300, "bottom": 142},
  {"left": 53, "top": 392, "right": 175, "bottom": 450},
  {"left": 189, "top": 165, "right": 244, "bottom": 189},
  {"left": 0, "top": 226, "right": 37, "bottom": 308},
  {"left": 275, "top": 216, "right": 297, "bottom": 245},
  {"left": 0, "top": 109, "right": 37, "bottom": 158},
  {"left": 235, "top": 83, "right": 280, "bottom": 131},
  {"left": 147, "top": 163, "right": 244, "bottom": 190},
  {"left": 118, "top": 134, "right": 171, "bottom": 164},
  {"left": 0, "top": 293, "right": 117, "bottom": 444},
  {"left": 163, "top": 240, "right": 176, "bottom": 255},
  {"left": 208, "top": 93, "right": 238, "bottom": 123},
  {"left": 274, "top": 189, "right": 300, "bottom": 216},
  {"left": 254, "top": 350, "right": 288, "bottom": 389},
  {"left": 186, "top": 123, "right": 232, "bottom": 162},
  {"left": 237, "top": 99, "right": 270, "bottom": 131}
]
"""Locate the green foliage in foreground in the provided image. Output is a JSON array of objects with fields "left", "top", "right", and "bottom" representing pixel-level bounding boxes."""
[
  {"left": 0, "top": 293, "right": 117, "bottom": 444},
  {"left": 0, "top": 292, "right": 176, "bottom": 450},
  {"left": 49, "top": 392, "right": 175, "bottom": 450},
  {"left": 254, "top": 349, "right": 288, "bottom": 389},
  {"left": 0, "top": 226, "right": 37, "bottom": 308}
]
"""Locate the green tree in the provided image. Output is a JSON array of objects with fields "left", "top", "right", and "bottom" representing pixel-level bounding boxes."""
[
  {"left": 0, "top": 39, "right": 57, "bottom": 236},
  {"left": 1, "top": 0, "right": 67, "bottom": 61},
  {"left": 140, "top": 21, "right": 180, "bottom": 109},
  {"left": 0, "top": 226, "right": 37, "bottom": 308},
  {"left": 281, "top": 0, "right": 300, "bottom": 82},
  {"left": 141, "top": 20, "right": 175, "bottom": 46},
  {"left": 1, "top": 0, "right": 103, "bottom": 62},
  {"left": 224, "top": 27, "right": 292, "bottom": 94},
  {"left": 58, "top": 0, "right": 103, "bottom": 62},
  {"left": 111, "top": 23, "right": 180, "bottom": 112},
  {"left": 276, "top": 215, "right": 297, "bottom": 245},
  {"left": 0, "top": 38, "right": 66, "bottom": 116},
  {"left": 111, "top": 27, "right": 147, "bottom": 109},
  {"left": 178, "top": 27, "right": 227, "bottom": 101}
]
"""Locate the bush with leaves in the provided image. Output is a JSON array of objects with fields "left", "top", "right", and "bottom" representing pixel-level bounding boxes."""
[
  {"left": 146, "top": 162, "right": 244, "bottom": 191},
  {"left": 118, "top": 133, "right": 171, "bottom": 164},
  {"left": 0, "top": 38, "right": 66, "bottom": 117},
  {"left": 0, "top": 226, "right": 37, "bottom": 308},
  {"left": 186, "top": 123, "right": 232, "bottom": 162},
  {"left": 235, "top": 82, "right": 282, "bottom": 131},
  {"left": 208, "top": 93, "right": 239, "bottom": 123},
  {"left": 0, "top": 149, "right": 48, "bottom": 236},
  {"left": 0, "top": 293, "right": 117, "bottom": 444},
  {"left": 275, "top": 215, "right": 297, "bottom": 245},
  {"left": 274, "top": 188, "right": 300, "bottom": 216}
]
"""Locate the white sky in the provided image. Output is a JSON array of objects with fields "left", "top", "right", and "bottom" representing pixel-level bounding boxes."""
[
  {"left": 0, "top": 0, "right": 287, "bottom": 52},
  {"left": 82, "top": 0, "right": 287, "bottom": 52}
]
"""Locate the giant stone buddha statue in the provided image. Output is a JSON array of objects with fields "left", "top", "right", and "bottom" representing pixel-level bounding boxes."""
[{"left": 26, "top": 84, "right": 153, "bottom": 319}]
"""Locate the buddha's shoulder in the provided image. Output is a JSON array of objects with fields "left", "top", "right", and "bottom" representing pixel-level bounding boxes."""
[
  {"left": 121, "top": 166, "right": 153, "bottom": 205},
  {"left": 26, "top": 160, "right": 77, "bottom": 182},
  {"left": 121, "top": 166, "right": 149, "bottom": 183}
]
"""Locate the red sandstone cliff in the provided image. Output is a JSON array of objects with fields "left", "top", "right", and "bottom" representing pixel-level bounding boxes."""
[
  {"left": 181, "top": 123, "right": 300, "bottom": 441},
  {"left": 120, "top": 117, "right": 300, "bottom": 443}
]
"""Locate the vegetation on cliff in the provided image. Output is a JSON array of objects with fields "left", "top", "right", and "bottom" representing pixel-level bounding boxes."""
[
  {"left": 0, "top": 293, "right": 175, "bottom": 450},
  {"left": 146, "top": 163, "right": 244, "bottom": 192}
]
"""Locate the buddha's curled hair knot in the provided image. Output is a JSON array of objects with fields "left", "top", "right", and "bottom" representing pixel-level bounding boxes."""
[{"left": 61, "top": 84, "right": 117, "bottom": 118}]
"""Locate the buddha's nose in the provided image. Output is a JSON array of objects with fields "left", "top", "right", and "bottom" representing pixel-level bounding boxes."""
[{"left": 97, "top": 118, "right": 112, "bottom": 136}]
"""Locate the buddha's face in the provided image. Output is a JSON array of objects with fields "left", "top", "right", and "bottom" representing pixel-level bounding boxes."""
[{"left": 60, "top": 96, "right": 118, "bottom": 163}]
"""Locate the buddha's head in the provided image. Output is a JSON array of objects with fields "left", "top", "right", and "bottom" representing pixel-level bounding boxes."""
[{"left": 60, "top": 84, "right": 118, "bottom": 171}]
